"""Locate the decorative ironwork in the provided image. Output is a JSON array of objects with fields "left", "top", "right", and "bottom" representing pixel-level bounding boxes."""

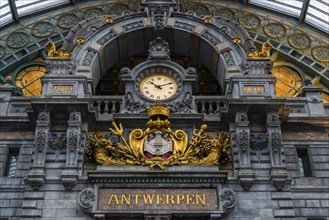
[
  {"left": 239, "top": 14, "right": 261, "bottom": 30},
  {"left": 86, "top": 103, "right": 231, "bottom": 169},
  {"left": 31, "top": 22, "right": 54, "bottom": 38},
  {"left": 312, "top": 45, "right": 329, "bottom": 63},
  {"left": 6, "top": 32, "right": 30, "bottom": 49},
  {"left": 288, "top": 32, "right": 311, "bottom": 50},
  {"left": 109, "top": 3, "right": 129, "bottom": 15},
  {"left": 220, "top": 188, "right": 237, "bottom": 209},
  {"left": 263, "top": 22, "right": 286, "bottom": 39},
  {"left": 79, "top": 188, "right": 95, "bottom": 208},
  {"left": 0, "top": 45, "right": 7, "bottom": 60},
  {"left": 44, "top": 41, "right": 71, "bottom": 58},
  {"left": 57, "top": 13, "right": 80, "bottom": 29},
  {"left": 214, "top": 8, "right": 235, "bottom": 19},
  {"left": 84, "top": 8, "right": 103, "bottom": 18},
  {"left": 247, "top": 42, "right": 273, "bottom": 59},
  {"left": 188, "top": 4, "right": 209, "bottom": 16}
]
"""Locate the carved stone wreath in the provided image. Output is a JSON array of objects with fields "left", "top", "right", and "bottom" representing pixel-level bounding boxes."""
[
  {"left": 84, "top": 8, "right": 104, "bottom": 18},
  {"left": 57, "top": 13, "right": 80, "bottom": 29},
  {"left": 239, "top": 14, "right": 261, "bottom": 30},
  {"left": 188, "top": 4, "right": 210, "bottom": 16},
  {"left": 6, "top": 32, "right": 30, "bottom": 49},
  {"left": 214, "top": 8, "right": 235, "bottom": 19},
  {"left": 263, "top": 22, "right": 286, "bottom": 39},
  {"left": 312, "top": 45, "right": 329, "bottom": 63},
  {"left": 109, "top": 4, "right": 129, "bottom": 15},
  {"left": 288, "top": 32, "right": 311, "bottom": 50},
  {"left": 31, "top": 22, "right": 54, "bottom": 38}
]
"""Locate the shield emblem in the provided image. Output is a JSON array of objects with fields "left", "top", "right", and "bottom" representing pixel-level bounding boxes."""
[{"left": 144, "top": 131, "right": 173, "bottom": 159}]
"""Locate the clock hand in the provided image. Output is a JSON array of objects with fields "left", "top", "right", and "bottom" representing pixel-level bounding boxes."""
[
  {"left": 148, "top": 81, "right": 162, "bottom": 89},
  {"left": 157, "top": 82, "right": 173, "bottom": 87}
]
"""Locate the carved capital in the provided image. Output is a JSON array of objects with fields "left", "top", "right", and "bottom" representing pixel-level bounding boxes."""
[
  {"left": 238, "top": 168, "right": 255, "bottom": 191},
  {"left": 27, "top": 167, "right": 45, "bottom": 190}
]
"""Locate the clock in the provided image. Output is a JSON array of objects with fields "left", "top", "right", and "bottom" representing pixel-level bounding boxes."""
[{"left": 139, "top": 73, "right": 178, "bottom": 101}]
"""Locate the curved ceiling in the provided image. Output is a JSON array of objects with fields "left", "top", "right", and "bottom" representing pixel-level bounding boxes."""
[
  {"left": 0, "top": 0, "right": 328, "bottom": 89},
  {"left": 1, "top": 0, "right": 328, "bottom": 33}
]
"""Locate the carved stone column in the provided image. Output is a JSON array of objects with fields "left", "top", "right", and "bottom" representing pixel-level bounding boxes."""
[
  {"left": 61, "top": 112, "right": 82, "bottom": 189},
  {"left": 234, "top": 112, "right": 254, "bottom": 190},
  {"left": 266, "top": 112, "right": 287, "bottom": 190},
  {"left": 28, "top": 112, "right": 50, "bottom": 190}
]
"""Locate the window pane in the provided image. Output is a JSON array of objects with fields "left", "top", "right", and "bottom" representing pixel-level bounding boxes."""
[
  {"left": 15, "top": 0, "right": 69, "bottom": 16},
  {"left": 5, "top": 150, "right": 19, "bottom": 177},
  {"left": 305, "top": 0, "right": 329, "bottom": 33},
  {"left": 249, "top": 0, "right": 303, "bottom": 17},
  {"left": 0, "top": 0, "right": 13, "bottom": 26}
]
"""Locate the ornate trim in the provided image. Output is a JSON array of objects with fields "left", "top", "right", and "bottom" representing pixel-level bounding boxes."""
[{"left": 220, "top": 188, "right": 237, "bottom": 210}]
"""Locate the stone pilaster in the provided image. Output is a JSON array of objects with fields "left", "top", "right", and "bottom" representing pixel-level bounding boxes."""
[
  {"left": 28, "top": 112, "right": 50, "bottom": 190},
  {"left": 266, "top": 112, "right": 288, "bottom": 190},
  {"left": 234, "top": 112, "right": 254, "bottom": 190},
  {"left": 61, "top": 112, "right": 82, "bottom": 189}
]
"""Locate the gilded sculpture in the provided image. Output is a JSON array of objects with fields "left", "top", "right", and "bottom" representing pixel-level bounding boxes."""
[
  {"left": 247, "top": 42, "right": 273, "bottom": 59},
  {"left": 86, "top": 103, "right": 231, "bottom": 169},
  {"left": 45, "top": 41, "right": 71, "bottom": 58}
]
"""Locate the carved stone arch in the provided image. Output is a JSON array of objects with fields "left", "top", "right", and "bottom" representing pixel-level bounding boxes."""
[{"left": 61, "top": 12, "right": 255, "bottom": 94}]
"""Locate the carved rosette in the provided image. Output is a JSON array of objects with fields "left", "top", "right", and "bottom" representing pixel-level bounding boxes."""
[
  {"left": 79, "top": 188, "right": 95, "bottom": 209},
  {"left": 220, "top": 188, "right": 237, "bottom": 210}
]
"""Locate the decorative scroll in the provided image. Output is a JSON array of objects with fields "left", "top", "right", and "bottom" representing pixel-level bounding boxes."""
[
  {"left": 220, "top": 188, "right": 237, "bottom": 209},
  {"left": 86, "top": 103, "right": 230, "bottom": 169},
  {"left": 79, "top": 188, "right": 95, "bottom": 209},
  {"left": 45, "top": 41, "right": 71, "bottom": 58},
  {"left": 247, "top": 42, "right": 272, "bottom": 59}
]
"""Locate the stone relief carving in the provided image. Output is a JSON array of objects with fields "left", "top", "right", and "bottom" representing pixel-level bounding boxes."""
[
  {"left": 10, "top": 106, "right": 27, "bottom": 113},
  {"left": 186, "top": 67, "right": 197, "bottom": 75},
  {"left": 222, "top": 51, "right": 234, "bottom": 66},
  {"left": 70, "top": 112, "right": 81, "bottom": 121},
  {"left": 35, "top": 130, "right": 47, "bottom": 153},
  {"left": 170, "top": 92, "right": 193, "bottom": 113},
  {"left": 236, "top": 129, "right": 249, "bottom": 152},
  {"left": 82, "top": 51, "right": 96, "bottom": 65},
  {"left": 124, "top": 92, "right": 146, "bottom": 113},
  {"left": 38, "top": 112, "right": 50, "bottom": 121},
  {"left": 250, "top": 133, "right": 268, "bottom": 151},
  {"left": 220, "top": 188, "right": 237, "bottom": 210},
  {"left": 48, "top": 133, "right": 66, "bottom": 150},
  {"left": 147, "top": 37, "right": 170, "bottom": 60},
  {"left": 79, "top": 187, "right": 95, "bottom": 209},
  {"left": 67, "top": 128, "right": 79, "bottom": 152},
  {"left": 152, "top": 5, "right": 166, "bottom": 30}
]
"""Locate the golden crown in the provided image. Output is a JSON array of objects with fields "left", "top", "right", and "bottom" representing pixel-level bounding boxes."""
[{"left": 147, "top": 102, "right": 170, "bottom": 118}]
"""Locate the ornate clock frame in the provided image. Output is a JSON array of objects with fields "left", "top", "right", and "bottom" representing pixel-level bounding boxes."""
[{"left": 119, "top": 37, "right": 198, "bottom": 113}]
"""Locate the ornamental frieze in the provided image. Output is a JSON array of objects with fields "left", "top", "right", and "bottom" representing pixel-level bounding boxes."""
[{"left": 86, "top": 103, "right": 231, "bottom": 169}]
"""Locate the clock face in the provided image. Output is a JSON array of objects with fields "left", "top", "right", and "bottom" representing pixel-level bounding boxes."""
[{"left": 140, "top": 74, "right": 178, "bottom": 100}]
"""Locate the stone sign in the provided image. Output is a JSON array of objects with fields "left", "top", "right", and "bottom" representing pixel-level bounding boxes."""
[
  {"left": 51, "top": 85, "right": 74, "bottom": 93},
  {"left": 97, "top": 188, "right": 219, "bottom": 211},
  {"left": 243, "top": 85, "right": 265, "bottom": 94}
]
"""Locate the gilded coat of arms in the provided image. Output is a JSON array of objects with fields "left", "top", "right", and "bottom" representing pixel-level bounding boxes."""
[{"left": 86, "top": 103, "right": 230, "bottom": 169}]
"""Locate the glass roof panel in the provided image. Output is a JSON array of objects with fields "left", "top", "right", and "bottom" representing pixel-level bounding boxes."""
[
  {"left": 15, "top": 0, "right": 69, "bottom": 16},
  {"left": 305, "top": 0, "right": 329, "bottom": 33},
  {"left": 249, "top": 0, "right": 303, "bottom": 17},
  {"left": 0, "top": 0, "right": 13, "bottom": 26}
]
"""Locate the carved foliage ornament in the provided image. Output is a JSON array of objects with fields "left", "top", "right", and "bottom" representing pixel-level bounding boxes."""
[
  {"left": 86, "top": 103, "right": 231, "bottom": 169},
  {"left": 247, "top": 42, "right": 273, "bottom": 59},
  {"left": 220, "top": 188, "right": 237, "bottom": 209}
]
